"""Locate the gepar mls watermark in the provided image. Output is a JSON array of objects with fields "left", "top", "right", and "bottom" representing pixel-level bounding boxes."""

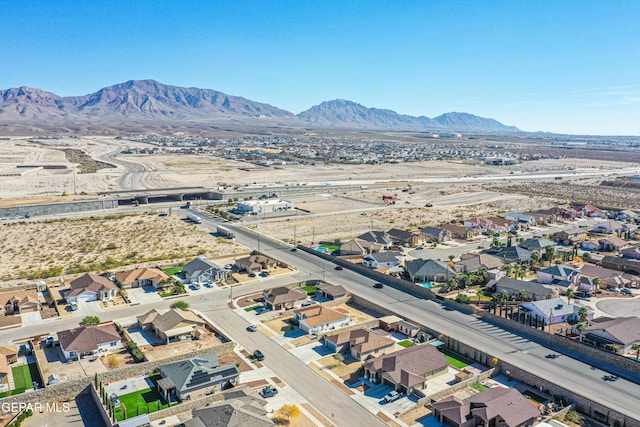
[{"left": 1, "top": 401, "right": 70, "bottom": 415}]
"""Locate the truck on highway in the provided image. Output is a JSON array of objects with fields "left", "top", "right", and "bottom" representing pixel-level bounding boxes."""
[
  {"left": 217, "top": 225, "right": 235, "bottom": 239},
  {"left": 187, "top": 212, "right": 202, "bottom": 224}
]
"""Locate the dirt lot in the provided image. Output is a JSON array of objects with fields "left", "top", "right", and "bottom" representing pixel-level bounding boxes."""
[
  {"left": 264, "top": 317, "right": 294, "bottom": 336},
  {"left": 0, "top": 212, "right": 246, "bottom": 283},
  {"left": 142, "top": 334, "right": 223, "bottom": 362},
  {"left": 317, "top": 354, "right": 362, "bottom": 378},
  {"left": 399, "top": 405, "right": 432, "bottom": 426}
]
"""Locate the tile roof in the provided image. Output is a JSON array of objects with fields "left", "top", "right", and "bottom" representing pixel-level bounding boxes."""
[{"left": 58, "top": 324, "right": 120, "bottom": 353}]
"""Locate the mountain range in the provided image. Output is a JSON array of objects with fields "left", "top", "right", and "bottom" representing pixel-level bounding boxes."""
[{"left": 0, "top": 80, "right": 520, "bottom": 134}]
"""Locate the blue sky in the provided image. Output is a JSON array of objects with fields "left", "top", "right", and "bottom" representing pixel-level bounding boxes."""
[{"left": 1, "top": 1, "right": 639, "bottom": 135}]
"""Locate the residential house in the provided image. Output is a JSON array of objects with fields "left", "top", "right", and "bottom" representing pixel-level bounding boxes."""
[
  {"left": 0, "top": 290, "right": 41, "bottom": 315},
  {"left": 421, "top": 226, "right": 452, "bottom": 243},
  {"left": 504, "top": 212, "right": 536, "bottom": 227},
  {"left": 581, "top": 240, "right": 600, "bottom": 251},
  {"left": 115, "top": 268, "right": 169, "bottom": 289},
  {"left": 518, "top": 298, "right": 593, "bottom": 326},
  {"left": 316, "top": 283, "right": 347, "bottom": 300},
  {"left": 577, "top": 204, "right": 606, "bottom": 218},
  {"left": 405, "top": 259, "right": 456, "bottom": 283},
  {"left": 579, "top": 264, "right": 639, "bottom": 289},
  {"left": 598, "top": 236, "right": 630, "bottom": 252},
  {"left": 235, "top": 255, "right": 277, "bottom": 274},
  {"left": 157, "top": 352, "right": 240, "bottom": 401},
  {"left": 57, "top": 323, "right": 122, "bottom": 360},
  {"left": 463, "top": 217, "right": 493, "bottom": 230},
  {"left": 485, "top": 217, "right": 517, "bottom": 232},
  {"left": 592, "top": 221, "right": 632, "bottom": 235},
  {"left": 454, "top": 253, "right": 503, "bottom": 274},
  {"left": 184, "top": 257, "right": 228, "bottom": 283},
  {"left": 323, "top": 328, "right": 396, "bottom": 360},
  {"left": 263, "top": 287, "right": 307, "bottom": 310},
  {"left": 601, "top": 255, "right": 640, "bottom": 275},
  {"left": 357, "top": 230, "right": 393, "bottom": 247},
  {"left": 363, "top": 345, "right": 449, "bottom": 394},
  {"left": 537, "top": 264, "right": 580, "bottom": 287},
  {"left": 620, "top": 247, "right": 640, "bottom": 261},
  {"left": 339, "top": 238, "right": 384, "bottom": 256},
  {"left": 519, "top": 237, "right": 555, "bottom": 252},
  {"left": 184, "top": 392, "right": 273, "bottom": 427},
  {"left": 0, "top": 346, "right": 17, "bottom": 386},
  {"left": 614, "top": 210, "right": 638, "bottom": 221},
  {"left": 362, "top": 252, "right": 403, "bottom": 269},
  {"left": 486, "top": 246, "right": 533, "bottom": 264},
  {"left": 67, "top": 273, "right": 119, "bottom": 303},
  {"left": 440, "top": 223, "right": 481, "bottom": 241},
  {"left": 137, "top": 308, "right": 206, "bottom": 344},
  {"left": 0, "top": 346, "right": 18, "bottom": 364},
  {"left": 432, "top": 387, "right": 540, "bottom": 427},
  {"left": 387, "top": 228, "right": 427, "bottom": 247},
  {"left": 397, "top": 320, "right": 420, "bottom": 338},
  {"left": 554, "top": 227, "right": 588, "bottom": 245},
  {"left": 492, "top": 277, "right": 557, "bottom": 301},
  {"left": 293, "top": 305, "right": 350, "bottom": 335},
  {"left": 378, "top": 315, "right": 404, "bottom": 332},
  {"left": 581, "top": 317, "right": 640, "bottom": 352}
]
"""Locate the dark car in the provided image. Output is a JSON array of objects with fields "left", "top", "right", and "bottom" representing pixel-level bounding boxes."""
[
  {"left": 246, "top": 324, "right": 258, "bottom": 332},
  {"left": 248, "top": 273, "right": 257, "bottom": 278},
  {"left": 290, "top": 248, "right": 298, "bottom": 252},
  {"left": 373, "top": 283, "right": 384, "bottom": 289},
  {"left": 260, "top": 386, "right": 278, "bottom": 398},
  {"left": 334, "top": 266, "right": 344, "bottom": 270},
  {"left": 253, "top": 349, "right": 265, "bottom": 361}
]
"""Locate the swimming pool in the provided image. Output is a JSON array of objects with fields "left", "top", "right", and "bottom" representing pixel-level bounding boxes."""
[{"left": 418, "top": 282, "right": 433, "bottom": 289}]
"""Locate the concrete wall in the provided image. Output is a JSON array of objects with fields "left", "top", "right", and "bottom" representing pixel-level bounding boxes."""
[
  {"left": 482, "top": 312, "right": 640, "bottom": 376},
  {"left": 0, "top": 199, "right": 119, "bottom": 219},
  {"left": 421, "top": 368, "right": 495, "bottom": 403}
]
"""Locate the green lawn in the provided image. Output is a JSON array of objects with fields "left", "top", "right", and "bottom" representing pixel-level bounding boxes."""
[
  {"left": 244, "top": 305, "right": 262, "bottom": 312},
  {"left": 471, "top": 382, "right": 488, "bottom": 391},
  {"left": 160, "top": 291, "right": 179, "bottom": 298},
  {"left": 522, "top": 390, "right": 547, "bottom": 404},
  {"left": 0, "top": 364, "right": 40, "bottom": 397},
  {"left": 114, "top": 374, "right": 175, "bottom": 421},
  {"left": 320, "top": 244, "right": 340, "bottom": 252},
  {"left": 441, "top": 349, "right": 473, "bottom": 369},
  {"left": 162, "top": 266, "right": 183, "bottom": 276},
  {"left": 301, "top": 286, "right": 318, "bottom": 295},
  {"left": 397, "top": 340, "right": 414, "bottom": 348}
]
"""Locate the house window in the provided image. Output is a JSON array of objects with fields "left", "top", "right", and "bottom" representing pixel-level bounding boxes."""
[{"left": 110, "top": 341, "right": 118, "bottom": 347}]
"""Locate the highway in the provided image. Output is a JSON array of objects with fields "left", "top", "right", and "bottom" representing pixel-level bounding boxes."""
[{"left": 197, "top": 211, "right": 640, "bottom": 420}]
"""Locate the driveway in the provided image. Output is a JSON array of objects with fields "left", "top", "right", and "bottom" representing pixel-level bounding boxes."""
[
  {"left": 127, "top": 287, "right": 163, "bottom": 304},
  {"left": 127, "top": 327, "right": 161, "bottom": 347},
  {"left": 20, "top": 311, "right": 43, "bottom": 326},
  {"left": 354, "top": 382, "right": 417, "bottom": 416}
]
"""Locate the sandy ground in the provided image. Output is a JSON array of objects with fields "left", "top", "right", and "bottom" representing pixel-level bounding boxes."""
[{"left": 0, "top": 213, "right": 246, "bottom": 283}]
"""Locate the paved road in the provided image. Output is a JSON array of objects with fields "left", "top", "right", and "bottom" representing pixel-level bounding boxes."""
[{"left": 199, "top": 212, "right": 640, "bottom": 421}]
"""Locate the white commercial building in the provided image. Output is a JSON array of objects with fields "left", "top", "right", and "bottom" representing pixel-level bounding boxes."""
[{"left": 237, "top": 199, "right": 293, "bottom": 214}]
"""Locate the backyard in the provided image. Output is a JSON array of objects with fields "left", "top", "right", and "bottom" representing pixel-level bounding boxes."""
[
  {"left": 114, "top": 374, "right": 175, "bottom": 421},
  {"left": 441, "top": 349, "right": 473, "bottom": 369},
  {"left": 0, "top": 364, "right": 41, "bottom": 397}
]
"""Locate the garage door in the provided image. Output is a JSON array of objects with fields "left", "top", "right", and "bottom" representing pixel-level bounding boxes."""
[{"left": 77, "top": 293, "right": 96, "bottom": 302}]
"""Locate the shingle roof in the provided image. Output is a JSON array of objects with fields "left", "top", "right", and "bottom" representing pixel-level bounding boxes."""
[
  {"left": 538, "top": 264, "right": 579, "bottom": 277},
  {"left": 140, "top": 308, "right": 204, "bottom": 334},
  {"left": 487, "top": 246, "right": 533, "bottom": 263},
  {"left": 69, "top": 273, "right": 117, "bottom": 294},
  {"left": 294, "top": 306, "right": 349, "bottom": 327},
  {"left": 365, "top": 252, "right": 402, "bottom": 263},
  {"left": 433, "top": 387, "right": 539, "bottom": 427},
  {"left": 493, "top": 277, "right": 555, "bottom": 297},
  {"left": 58, "top": 324, "right": 120, "bottom": 353},
  {"left": 519, "top": 298, "right": 587, "bottom": 318},
  {"left": 115, "top": 268, "right": 169, "bottom": 285},
  {"left": 316, "top": 283, "right": 347, "bottom": 298},
  {"left": 519, "top": 238, "right": 555, "bottom": 251},
  {"left": 405, "top": 259, "right": 455, "bottom": 279},
  {"left": 357, "top": 231, "right": 392, "bottom": 245},
  {"left": 325, "top": 328, "right": 395, "bottom": 354},
  {"left": 184, "top": 257, "right": 225, "bottom": 279},
  {"left": 186, "top": 394, "right": 272, "bottom": 427},
  {"left": 363, "top": 345, "right": 448, "bottom": 388},
  {"left": 159, "top": 352, "right": 240, "bottom": 394},
  {"left": 264, "top": 287, "right": 306, "bottom": 305},
  {"left": 584, "top": 316, "right": 640, "bottom": 346}
]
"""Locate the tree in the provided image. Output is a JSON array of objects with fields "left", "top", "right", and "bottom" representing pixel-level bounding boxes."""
[
  {"left": 333, "top": 353, "right": 345, "bottom": 366},
  {"left": 278, "top": 404, "right": 300, "bottom": 422},
  {"left": 106, "top": 354, "right": 120, "bottom": 369},
  {"left": 460, "top": 275, "right": 471, "bottom": 289},
  {"left": 500, "top": 290, "right": 509, "bottom": 305},
  {"left": 565, "top": 288, "right": 575, "bottom": 305},
  {"left": 171, "top": 300, "right": 190, "bottom": 311},
  {"left": 578, "top": 306, "right": 589, "bottom": 324},
  {"left": 610, "top": 344, "right": 620, "bottom": 354},
  {"left": 576, "top": 322, "right": 585, "bottom": 333},
  {"left": 633, "top": 342, "right": 640, "bottom": 361},
  {"left": 456, "top": 294, "right": 471, "bottom": 304},
  {"left": 544, "top": 245, "right": 556, "bottom": 265},
  {"left": 80, "top": 316, "right": 100, "bottom": 326},
  {"left": 592, "top": 277, "right": 601, "bottom": 291},
  {"left": 530, "top": 251, "right": 541, "bottom": 267},
  {"left": 448, "top": 254, "right": 455, "bottom": 262},
  {"left": 501, "top": 264, "right": 512, "bottom": 277},
  {"left": 518, "top": 289, "right": 528, "bottom": 302}
]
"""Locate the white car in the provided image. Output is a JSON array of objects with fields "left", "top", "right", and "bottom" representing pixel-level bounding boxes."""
[{"left": 383, "top": 390, "right": 403, "bottom": 403}]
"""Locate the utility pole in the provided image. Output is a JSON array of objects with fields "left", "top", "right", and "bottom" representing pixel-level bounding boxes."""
[
  {"left": 257, "top": 233, "right": 261, "bottom": 252},
  {"left": 293, "top": 226, "right": 297, "bottom": 246},
  {"left": 312, "top": 227, "right": 315, "bottom": 246}
]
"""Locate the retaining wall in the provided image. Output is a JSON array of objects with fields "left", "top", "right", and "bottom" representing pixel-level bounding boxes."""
[{"left": 0, "top": 199, "right": 118, "bottom": 219}]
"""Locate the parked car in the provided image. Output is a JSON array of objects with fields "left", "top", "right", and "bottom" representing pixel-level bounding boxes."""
[
  {"left": 373, "top": 283, "right": 384, "bottom": 289},
  {"left": 248, "top": 273, "right": 257, "bottom": 278},
  {"left": 259, "top": 386, "right": 278, "bottom": 398},
  {"left": 290, "top": 248, "right": 298, "bottom": 252},
  {"left": 610, "top": 287, "right": 621, "bottom": 293},
  {"left": 261, "top": 271, "right": 270, "bottom": 276},
  {"left": 334, "top": 266, "right": 344, "bottom": 270},
  {"left": 246, "top": 324, "right": 258, "bottom": 332},
  {"left": 253, "top": 349, "right": 265, "bottom": 361},
  {"left": 301, "top": 300, "right": 319, "bottom": 307},
  {"left": 416, "top": 246, "right": 424, "bottom": 250},
  {"left": 621, "top": 287, "right": 633, "bottom": 295},
  {"left": 383, "top": 390, "right": 403, "bottom": 403},
  {"left": 192, "top": 283, "right": 201, "bottom": 290}
]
